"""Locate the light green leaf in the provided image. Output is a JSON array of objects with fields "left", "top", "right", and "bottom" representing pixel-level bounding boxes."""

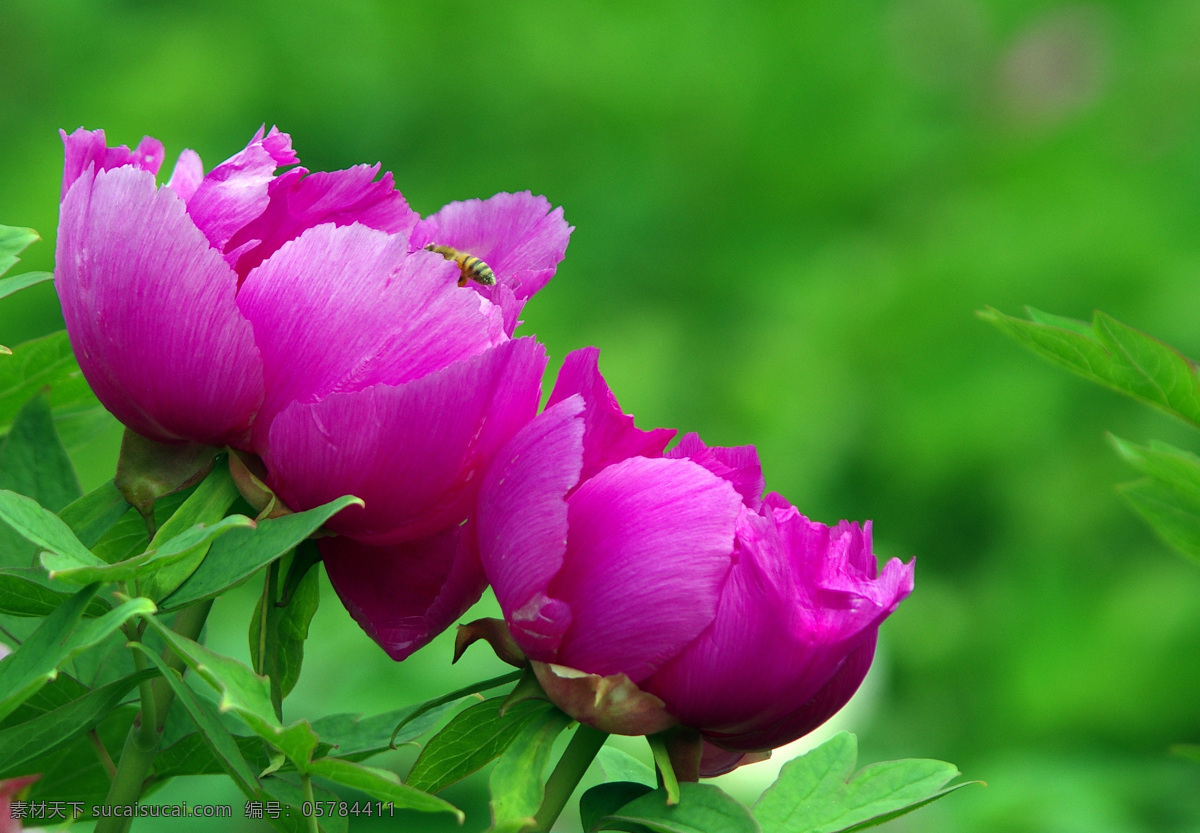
[
  {"left": 140, "top": 615, "right": 320, "bottom": 767},
  {"left": 0, "top": 488, "right": 99, "bottom": 568},
  {"left": 249, "top": 556, "right": 320, "bottom": 702},
  {"left": 0, "top": 669, "right": 156, "bottom": 773},
  {"left": 489, "top": 706, "right": 573, "bottom": 832},
  {"left": 307, "top": 757, "right": 464, "bottom": 818},
  {"left": 0, "top": 586, "right": 154, "bottom": 722},
  {"left": 406, "top": 696, "right": 555, "bottom": 794},
  {"left": 160, "top": 494, "right": 362, "bottom": 611},
  {"left": 42, "top": 514, "right": 254, "bottom": 585},
  {"left": 89, "top": 487, "right": 191, "bottom": 565},
  {"left": 0, "top": 331, "right": 99, "bottom": 435},
  {"left": 599, "top": 782, "right": 760, "bottom": 833},
  {"left": 980, "top": 307, "right": 1200, "bottom": 427},
  {"left": 131, "top": 642, "right": 261, "bottom": 795},
  {"left": 1109, "top": 436, "right": 1200, "bottom": 565},
  {"left": 0, "top": 226, "right": 39, "bottom": 277},
  {"left": 0, "top": 270, "right": 53, "bottom": 301},
  {"left": 312, "top": 700, "right": 465, "bottom": 764},
  {"left": 752, "top": 732, "right": 975, "bottom": 833},
  {"left": 597, "top": 745, "right": 657, "bottom": 786}
]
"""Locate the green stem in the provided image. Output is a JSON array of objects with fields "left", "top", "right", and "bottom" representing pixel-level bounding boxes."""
[
  {"left": 533, "top": 724, "right": 609, "bottom": 832},
  {"left": 94, "top": 600, "right": 214, "bottom": 833},
  {"left": 301, "top": 773, "right": 320, "bottom": 833}
]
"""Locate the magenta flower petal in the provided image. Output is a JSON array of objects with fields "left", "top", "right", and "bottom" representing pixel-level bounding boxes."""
[
  {"left": 166, "top": 148, "right": 205, "bottom": 202},
  {"left": 425, "top": 191, "right": 572, "bottom": 331},
  {"left": 667, "top": 433, "right": 765, "bottom": 511},
  {"left": 238, "top": 223, "right": 505, "bottom": 441},
  {"left": 184, "top": 126, "right": 298, "bottom": 257},
  {"left": 644, "top": 510, "right": 913, "bottom": 745},
  {"left": 320, "top": 523, "right": 487, "bottom": 660},
  {"left": 227, "top": 164, "right": 421, "bottom": 278},
  {"left": 263, "top": 337, "right": 546, "bottom": 543},
  {"left": 60, "top": 127, "right": 163, "bottom": 199},
  {"left": 477, "top": 395, "right": 587, "bottom": 657},
  {"left": 552, "top": 456, "right": 742, "bottom": 682},
  {"left": 546, "top": 347, "right": 675, "bottom": 482},
  {"left": 56, "top": 164, "right": 263, "bottom": 447}
]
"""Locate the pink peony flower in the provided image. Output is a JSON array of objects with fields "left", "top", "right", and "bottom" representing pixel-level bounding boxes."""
[
  {"left": 476, "top": 348, "right": 914, "bottom": 774},
  {"left": 55, "top": 127, "right": 572, "bottom": 658}
]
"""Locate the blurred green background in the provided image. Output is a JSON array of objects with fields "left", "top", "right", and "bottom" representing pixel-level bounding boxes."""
[{"left": 4, "top": 0, "right": 1200, "bottom": 830}]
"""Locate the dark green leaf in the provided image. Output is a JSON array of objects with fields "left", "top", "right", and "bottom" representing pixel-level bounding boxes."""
[
  {"left": 387, "top": 670, "right": 523, "bottom": 748},
  {"left": 114, "top": 427, "right": 218, "bottom": 517},
  {"left": 249, "top": 558, "right": 320, "bottom": 701},
  {"left": 0, "top": 225, "right": 39, "bottom": 277},
  {"left": 0, "top": 583, "right": 96, "bottom": 721},
  {"left": 256, "top": 777, "right": 349, "bottom": 833},
  {"left": 599, "top": 783, "right": 760, "bottom": 833},
  {"left": 581, "top": 783, "right": 656, "bottom": 832},
  {"left": 0, "top": 270, "right": 53, "bottom": 301},
  {"left": 0, "top": 331, "right": 99, "bottom": 435},
  {"left": 89, "top": 487, "right": 191, "bottom": 565},
  {"left": 131, "top": 642, "right": 262, "bottom": 795},
  {"left": 160, "top": 494, "right": 362, "bottom": 611},
  {"left": 307, "top": 757, "right": 464, "bottom": 818},
  {"left": 58, "top": 480, "right": 132, "bottom": 548},
  {"left": 490, "top": 706, "right": 573, "bottom": 832},
  {"left": 0, "top": 668, "right": 156, "bottom": 773},
  {"left": 752, "top": 732, "right": 974, "bottom": 833},
  {"left": 0, "top": 567, "right": 111, "bottom": 617},
  {"left": 140, "top": 614, "right": 320, "bottom": 767},
  {"left": 0, "top": 671, "right": 90, "bottom": 728},
  {"left": 154, "top": 730, "right": 269, "bottom": 778},
  {"left": 980, "top": 307, "right": 1200, "bottom": 426},
  {"left": 42, "top": 514, "right": 254, "bottom": 585},
  {"left": 0, "top": 392, "right": 81, "bottom": 568},
  {"left": 406, "top": 696, "right": 555, "bottom": 794}
]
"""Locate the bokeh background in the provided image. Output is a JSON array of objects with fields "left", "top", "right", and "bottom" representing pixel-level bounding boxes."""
[{"left": 4, "top": 0, "right": 1200, "bottom": 830}]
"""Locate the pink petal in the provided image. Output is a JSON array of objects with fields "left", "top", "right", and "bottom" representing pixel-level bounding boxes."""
[
  {"left": 55, "top": 165, "right": 263, "bottom": 447},
  {"left": 477, "top": 396, "right": 587, "bottom": 658},
  {"left": 238, "top": 223, "right": 506, "bottom": 443},
  {"left": 424, "top": 191, "right": 572, "bottom": 332},
  {"left": 320, "top": 523, "right": 487, "bottom": 661},
  {"left": 547, "top": 347, "right": 675, "bottom": 482},
  {"left": 166, "top": 148, "right": 204, "bottom": 202},
  {"left": 184, "top": 126, "right": 298, "bottom": 258},
  {"left": 60, "top": 127, "right": 163, "bottom": 200},
  {"left": 667, "top": 433, "right": 764, "bottom": 511},
  {"left": 226, "top": 164, "right": 421, "bottom": 279},
  {"left": 552, "top": 456, "right": 742, "bottom": 682},
  {"left": 263, "top": 337, "right": 546, "bottom": 544}
]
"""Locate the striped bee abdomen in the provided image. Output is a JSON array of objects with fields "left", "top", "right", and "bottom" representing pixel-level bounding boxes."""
[{"left": 423, "top": 244, "right": 497, "bottom": 287}]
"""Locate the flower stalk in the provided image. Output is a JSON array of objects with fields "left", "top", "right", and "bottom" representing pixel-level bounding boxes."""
[{"left": 532, "top": 724, "right": 609, "bottom": 832}]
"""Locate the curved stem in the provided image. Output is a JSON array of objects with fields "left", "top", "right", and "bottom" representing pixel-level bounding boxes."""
[
  {"left": 94, "top": 600, "right": 214, "bottom": 833},
  {"left": 533, "top": 724, "right": 609, "bottom": 832},
  {"left": 301, "top": 773, "right": 320, "bottom": 833}
]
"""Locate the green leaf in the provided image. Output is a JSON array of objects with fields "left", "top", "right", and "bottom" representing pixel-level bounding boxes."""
[
  {"left": 0, "top": 225, "right": 39, "bottom": 277},
  {"left": 406, "top": 696, "right": 556, "bottom": 794},
  {"left": 0, "top": 586, "right": 154, "bottom": 722},
  {"left": 387, "top": 670, "right": 523, "bottom": 748},
  {"left": 249, "top": 555, "right": 320, "bottom": 701},
  {"left": 154, "top": 730, "right": 269, "bottom": 778},
  {"left": 0, "top": 567, "right": 111, "bottom": 617},
  {"left": 114, "top": 427, "right": 219, "bottom": 517},
  {"left": 598, "top": 782, "right": 760, "bottom": 833},
  {"left": 0, "top": 270, "right": 53, "bottom": 301},
  {"left": 58, "top": 480, "right": 133, "bottom": 548},
  {"left": 140, "top": 614, "right": 321, "bottom": 767},
  {"left": 581, "top": 782, "right": 656, "bottom": 832},
  {"left": 307, "top": 757, "right": 464, "bottom": 818},
  {"left": 42, "top": 514, "right": 254, "bottom": 585},
  {"left": 137, "top": 455, "right": 241, "bottom": 599},
  {"left": 1109, "top": 436, "right": 1200, "bottom": 564},
  {"left": 256, "top": 777, "right": 349, "bottom": 833},
  {"left": 0, "top": 392, "right": 81, "bottom": 568},
  {"left": 312, "top": 700, "right": 465, "bottom": 764},
  {"left": 980, "top": 307, "right": 1200, "bottom": 427},
  {"left": 489, "top": 706, "right": 573, "bottom": 832},
  {"left": 160, "top": 494, "right": 362, "bottom": 611},
  {"left": 0, "top": 668, "right": 156, "bottom": 773},
  {"left": 597, "top": 746, "right": 657, "bottom": 786},
  {"left": 0, "top": 488, "right": 100, "bottom": 568},
  {"left": 0, "top": 331, "right": 100, "bottom": 435},
  {"left": 752, "top": 732, "right": 975, "bottom": 833},
  {"left": 0, "top": 671, "right": 90, "bottom": 728},
  {"left": 89, "top": 487, "right": 192, "bottom": 565},
  {"left": 131, "top": 642, "right": 262, "bottom": 796}
]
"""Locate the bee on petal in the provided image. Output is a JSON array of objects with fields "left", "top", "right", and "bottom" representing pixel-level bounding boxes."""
[{"left": 424, "top": 244, "right": 497, "bottom": 287}]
